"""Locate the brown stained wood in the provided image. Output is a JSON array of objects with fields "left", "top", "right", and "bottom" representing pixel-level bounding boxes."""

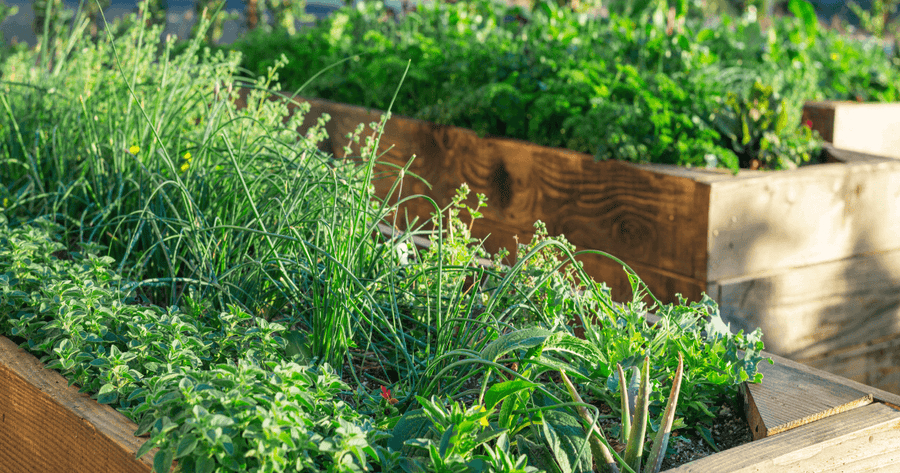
[
  {"left": 743, "top": 355, "right": 872, "bottom": 440},
  {"left": 0, "top": 336, "right": 153, "bottom": 473},
  {"left": 802, "top": 101, "right": 838, "bottom": 143},
  {"left": 714, "top": 248, "right": 900, "bottom": 360},
  {"left": 663, "top": 402, "right": 900, "bottom": 473},
  {"left": 303, "top": 97, "right": 711, "bottom": 303}
]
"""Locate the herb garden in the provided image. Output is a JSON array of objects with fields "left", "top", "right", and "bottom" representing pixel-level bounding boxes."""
[{"left": 2, "top": 0, "right": 900, "bottom": 472}]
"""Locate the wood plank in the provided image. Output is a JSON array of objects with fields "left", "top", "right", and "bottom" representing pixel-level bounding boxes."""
[
  {"left": 0, "top": 336, "right": 153, "bottom": 473},
  {"left": 715, "top": 248, "right": 900, "bottom": 360},
  {"left": 663, "top": 402, "right": 900, "bottom": 473},
  {"left": 801, "top": 332, "right": 900, "bottom": 398},
  {"left": 743, "top": 354, "right": 872, "bottom": 440},
  {"left": 707, "top": 158, "right": 900, "bottom": 282},
  {"left": 762, "top": 352, "right": 900, "bottom": 411},
  {"left": 802, "top": 101, "right": 838, "bottom": 143},
  {"left": 306, "top": 98, "right": 712, "bottom": 296},
  {"left": 803, "top": 101, "right": 900, "bottom": 159}
]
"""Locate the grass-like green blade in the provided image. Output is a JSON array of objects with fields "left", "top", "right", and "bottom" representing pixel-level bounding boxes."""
[
  {"left": 617, "top": 363, "right": 631, "bottom": 442},
  {"left": 624, "top": 356, "right": 650, "bottom": 472},
  {"left": 559, "top": 370, "right": 620, "bottom": 473},
  {"left": 644, "top": 352, "right": 685, "bottom": 473}
]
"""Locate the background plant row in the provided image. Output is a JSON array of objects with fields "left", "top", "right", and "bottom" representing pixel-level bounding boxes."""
[
  {"left": 2, "top": 7, "right": 764, "bottom": 472},
  {"left": 215, "top": 0, "right": 900, "bottom": 170}
]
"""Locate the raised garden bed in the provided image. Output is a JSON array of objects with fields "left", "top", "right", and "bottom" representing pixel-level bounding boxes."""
[
  {"left": 4, "top": 333, "right": 900, "bottom": 472},
  {"left": 281, "top": 96, "right": 900, "bottom": 395},
  {"left": 804, "top": 101, "right": 900, "bottom": 160}
]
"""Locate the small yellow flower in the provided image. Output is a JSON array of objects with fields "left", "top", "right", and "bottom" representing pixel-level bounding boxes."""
[
  {"left": 183, "top": 151, "right": 192, "bottom": 162},
  {"left": 129, "top": 145, "right": 140, "bottom": 155},
  {"left": 1, "top": 198, "right": 8, "bottom": 209},
  {"left": 478, "top": 406, "right": 489, "bottom": 427},
  {"left": 180, "top": 162, "right": 190, "bottom": 173},
  {"left": 830, "top": 53, "right": 839, "bottom": 61}
]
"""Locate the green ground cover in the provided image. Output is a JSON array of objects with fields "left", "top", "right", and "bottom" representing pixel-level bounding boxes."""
[
  {"left": 222, "top": 0, "right": 900, "bottom": 170},
  {"left": 0, "top": 4, "right": 771, "bottom": 473}
]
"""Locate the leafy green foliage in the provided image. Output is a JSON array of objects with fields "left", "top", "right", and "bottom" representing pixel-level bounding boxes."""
[
  {"left": 215, "top": 0, "right": 900, "bottom": 170},
  {"left": 0, "top": 7, "right": 773, "bottom": 473}
]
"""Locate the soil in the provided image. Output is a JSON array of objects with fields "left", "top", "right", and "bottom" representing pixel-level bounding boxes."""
[{"left": 591, "top": 400, "right": 753, "bottom": 471}]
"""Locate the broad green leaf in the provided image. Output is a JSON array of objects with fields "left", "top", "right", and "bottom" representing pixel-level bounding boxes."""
[
  {"left": 540, "top": 409, "right": 593, "bottom": 473},
  {"left": 389, "top": 409, "right": 432, "bottom": 452},
  {"left": 544, "top": 332, "right": 606, "bottom": 363},
  {"left": 481, "top": 327, "right": 552, "bottom": 362},
  {"left": 153, "top": 447, "right": 174, "bottom": 473},
  {"left": 175, "top": 436, "right": 199, "bottom": 458},
  {"left": 516, "top": 435, "right": 559, "bottom": 473},
  {"left": 484, "top": 379, "right": 538, "bottom": 411},
  {"left": 195, "top": 456, "right": 216, "bottom": 473},
  {"left": 439, "top": 424, "right": 454, "bottom": 457}
]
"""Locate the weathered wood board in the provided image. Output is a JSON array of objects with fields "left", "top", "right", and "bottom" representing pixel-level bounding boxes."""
[
  {"left": 0, "top": 337, "right": 154, "bottom": 473},
  {"left": 666, "top": 402, "right": 900, "bottom": 472},
  {"left": 255, "top": 93, "right": 900, "bottom": 394},
  {"left": 801, "top": 331, "right": 900, "bottom": 398},
  {"left": 804, "top": 101, "right": 900, "bottom": 159},
  {"left": 743, "top": 356, "right": 872, "bottom": 440}
]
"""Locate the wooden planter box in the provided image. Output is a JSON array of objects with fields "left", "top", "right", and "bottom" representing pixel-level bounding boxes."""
[
  {"left": 803, "top": 101, "right": 900, "bottom": 160},
  {"left": 287, "top": 97, "right": 900, "bottom": 395},
  {"left": 4, "top": 332, "right": 900, "bottom": 471}
]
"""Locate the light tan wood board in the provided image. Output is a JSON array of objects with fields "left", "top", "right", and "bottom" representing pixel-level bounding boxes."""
[
  {"left": 663, "top": 402, "right": 900, "bottom": 473},
  {"left": 743, "top": 355, "right": 872, "bottom": 440},
  {"left": 713, "top": 247, "right": 900, "bottom": 360},
  {"left": 804, "top": 101, "right": 900, "bottom": 159},
  {"left": 801, "top": 331, "right": 900, "bottom": 398},
  {"left": 0, "top": 336, "right": 154, "bottom": 473},
  {"left": 706, "top": 157, "right": 900, "bottom": 282}
]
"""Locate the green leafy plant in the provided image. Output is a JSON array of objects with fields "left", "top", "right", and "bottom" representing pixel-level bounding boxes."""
[{"left": 559, "top": 352, "right": 684, "bottom": 473}]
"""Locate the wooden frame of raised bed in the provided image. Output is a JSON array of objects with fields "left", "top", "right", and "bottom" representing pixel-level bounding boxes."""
[
  {"left": 284, "top": 96, "right": 900, "bottom": 396},
  {"left": 803, "top": 101, "right": 900, "bottom": 160},
  {"left": 4, "top": 330, "right": 900, "bottom": 471}
]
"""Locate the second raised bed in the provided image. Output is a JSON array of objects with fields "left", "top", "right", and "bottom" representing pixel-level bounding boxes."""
[{"left": 286, "top": 96, "right": 900, "bottom": 396}]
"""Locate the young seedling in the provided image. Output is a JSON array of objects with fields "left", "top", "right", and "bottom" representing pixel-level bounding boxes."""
[{"left": 560, "top": 352, "right": 684, "bottom": 473}]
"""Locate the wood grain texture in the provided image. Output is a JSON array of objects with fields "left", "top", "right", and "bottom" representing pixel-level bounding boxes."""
[
  {"left": 706, "top": 157, "right": 900, "bottom": 282},
  {"left": 801, "top": 332, "right": 900, "bottom": 400},
  {"left": 0, "top": 336, "right": 153, "bottom": 473},
  {"left": 303, "top": 97, "right": 711, "bottom": 303},
  {"left": 743, "top": 355, "right": 872, "bottom": 440},
  {"left": 664, "top": 402, "right": 900, "bottom": 473},
  {"left": 714, "top": 248, "right": 900, "bottom": 359},
  {"left": 762, "top": 352, "right": 900, "bottom": 411}
]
